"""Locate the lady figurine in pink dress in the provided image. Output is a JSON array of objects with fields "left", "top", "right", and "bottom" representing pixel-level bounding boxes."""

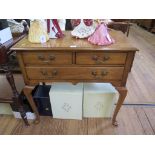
[{"left": 88, "top": 22, "right": 115, "bottom": 46}]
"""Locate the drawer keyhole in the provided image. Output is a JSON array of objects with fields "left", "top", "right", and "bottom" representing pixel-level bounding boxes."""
[{"left": 51, "top": 70, "right": 58, "bottom": 76}]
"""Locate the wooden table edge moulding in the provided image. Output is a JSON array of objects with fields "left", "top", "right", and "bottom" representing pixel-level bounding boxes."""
[{"left": 11, "top": 30, "right": 138, "bottom": 126}]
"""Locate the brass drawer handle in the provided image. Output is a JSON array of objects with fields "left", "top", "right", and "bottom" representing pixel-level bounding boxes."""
[
  {"left": 40, "top": 69, "right": 58, "bottom": 78},
  {"left": 91, "top": 70, "right": 108, "bottom": 79},
  {"left": 38, "top": 55, "right": 50, "bottom": 63},
  {"left": 40, "top": 70, "right": 48, "bottom": 76},
  {"left": 101, "top": 70, "right": 108, "bottom": 76},
  {"left": 38, "top": 54, "right": 55, "bottom": 63},
  {"left": 38, "top": 55, "right": 45, "bottom": 60},
  {"left": 103, "top": 56, "right": 110, "bottom": 61},
  {"left": 92, "top": 55, "right": 98, "bottom": 61},
  {"left": 91, "top": 70, "right": 101, "bottom": 79},
  {"left": 49, "top": 55, "right": 56, "bottom": 61},
  {"left": 91, "top": 70, "right": 97, "bottom": 76},
  {"left": 92, "top": 55, "right": 110, "bottom": 64}
]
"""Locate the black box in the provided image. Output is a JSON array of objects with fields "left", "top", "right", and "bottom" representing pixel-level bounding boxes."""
[
  {"left": 33, "top": 85, "right": 52, "bottom": 116},
  {"left": 0, "top": 19, "right": 8, "bottom": 30}
]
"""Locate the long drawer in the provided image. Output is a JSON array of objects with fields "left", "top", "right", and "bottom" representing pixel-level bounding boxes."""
[
  {"left": 76, "top": 52, "right": 127, "bottom": 65},
  {"left": 22, "top": 51, "right": 72, "bottom": 65},
  {"left": 26, "top": 67, "right": 124, "bottom": 80}
]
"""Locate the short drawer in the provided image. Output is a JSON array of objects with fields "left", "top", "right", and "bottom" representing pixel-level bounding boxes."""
[
  {"left": 22, "top": 51, "right": 72, "bottom": 65},
  {"left": 76, "top": 52, "right": 127, "bottom": 65},
  {"left": 26, "top": 67, "right": 124, "bottom": 81}
]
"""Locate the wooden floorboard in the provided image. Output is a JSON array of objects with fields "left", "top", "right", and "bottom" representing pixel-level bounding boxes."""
[
  {"left": 125, "top": 24, "right": 155, "bottom": 103},
  {"left": 0, "top": 106, "right": 154, "bottom": 135},
  {"left": 88, "top": 118, "right": 115, "bottom": 135},
  {"left": 115, "top": 106, "right": 144, "bottom": 134},
  {"left": 142, "top": 107, "right": 155, "bottom": 133},
  {"left": 134, "top": 107, "right": 155, "bottom": 135}
]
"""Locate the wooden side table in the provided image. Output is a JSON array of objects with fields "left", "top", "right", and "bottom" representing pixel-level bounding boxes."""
[
  {"left": 11, "top": 30, "right": 138, "bottom": 126},
  {"left": 109, "top": 22, "right": 132, "bottom": 37},
  {"left": 0, "top": 34, "right": 29, "bottom": 126}
]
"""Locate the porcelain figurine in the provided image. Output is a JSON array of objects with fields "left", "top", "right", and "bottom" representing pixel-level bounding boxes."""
[
  {"left": 88, "top": 23, "right": 115, "bottom": 46},
  {"left": 71, "top": 19, "right": 96, "bottom": 39},
  {"left": 28, "top": 20, "right": 49, "bottom": 43}
]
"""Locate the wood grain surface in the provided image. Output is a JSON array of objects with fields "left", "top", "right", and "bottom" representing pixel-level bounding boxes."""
[
  {"left": 11, "top": 30, "right": 138, "bottom": 51},
  {"left": 0, "top": 105, "right": 155, "bottom": 135}
]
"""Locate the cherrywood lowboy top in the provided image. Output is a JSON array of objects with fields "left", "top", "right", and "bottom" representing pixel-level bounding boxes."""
[{"left": 11, "top": 30, "right": 138, "bottom": 51}]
